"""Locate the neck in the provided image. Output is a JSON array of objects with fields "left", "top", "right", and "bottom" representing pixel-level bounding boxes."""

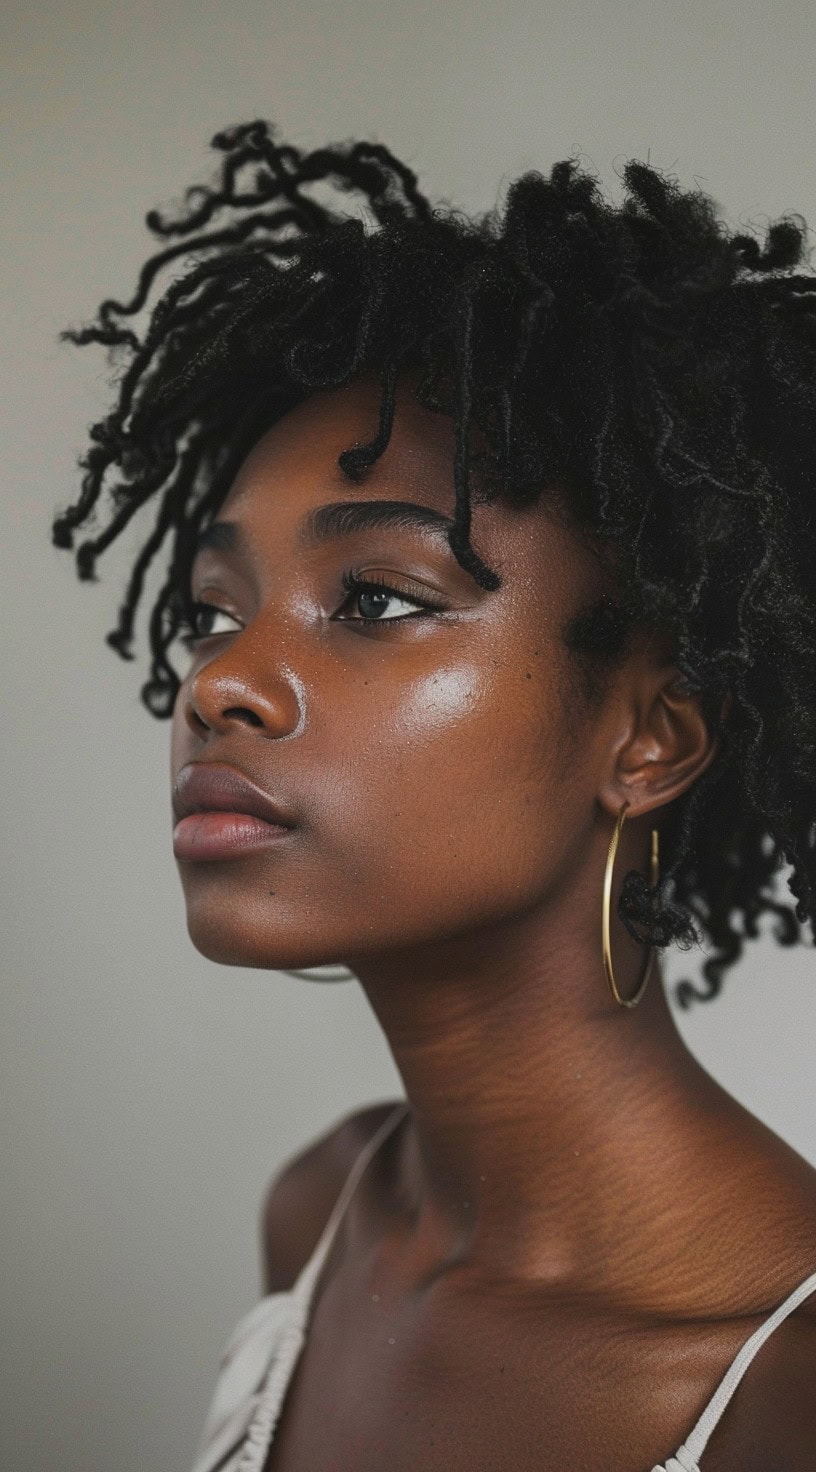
[{"left": 349, "top": 900, "right": 762, "bottom": 1313}]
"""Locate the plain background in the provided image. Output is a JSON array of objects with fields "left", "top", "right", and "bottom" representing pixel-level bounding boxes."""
[{"left": 3, "top": 2, "right": 816, "bottom": 1468}]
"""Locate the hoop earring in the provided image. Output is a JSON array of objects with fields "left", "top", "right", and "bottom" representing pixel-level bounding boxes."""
[
  {"left": 278, "top": 965, "right": 355, "bottom": 982},
  {"left": 602, "top": 801, "right": 660, "bottom": 1009}
]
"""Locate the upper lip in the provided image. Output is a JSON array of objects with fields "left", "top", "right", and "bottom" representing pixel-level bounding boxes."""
[{"left": 172, "top": 763, "right": 296, "bottom": 827}]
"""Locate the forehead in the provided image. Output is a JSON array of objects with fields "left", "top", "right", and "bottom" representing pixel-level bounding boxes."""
[
  {"left": 221, "top": 373, "right": 462, "bottom": 521},
  {"left": 209, "top": 373, "right": 607, "bottom": 614}
]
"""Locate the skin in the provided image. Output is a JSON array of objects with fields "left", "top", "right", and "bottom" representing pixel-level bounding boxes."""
[{"left": 171, "top": 373, "right": 816, "bottom": 1470}]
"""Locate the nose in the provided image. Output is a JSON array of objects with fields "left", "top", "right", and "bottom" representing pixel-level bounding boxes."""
[{"left": 181, "top": 642, "right": 303, "bottom": 739}]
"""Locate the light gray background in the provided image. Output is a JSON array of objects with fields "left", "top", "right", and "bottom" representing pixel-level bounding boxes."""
[{"left": 3, "top": 2, "right": 815, "bottom": 1469}]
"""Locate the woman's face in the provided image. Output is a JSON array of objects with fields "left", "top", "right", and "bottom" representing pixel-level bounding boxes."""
[{"left": 170, "top": 373, "right": 623, "bottom": 973}]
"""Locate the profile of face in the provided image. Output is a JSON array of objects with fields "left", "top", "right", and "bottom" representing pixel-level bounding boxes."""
[{"left": 170, "top": 372, "right": 705, "bottom": 985}]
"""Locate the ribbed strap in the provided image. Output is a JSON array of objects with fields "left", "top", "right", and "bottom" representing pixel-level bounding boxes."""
[
  {"left": 233, "top": 1102, "right": 410, "bottom": 1472},
  {"left": 190, "top": 1296, "right": 291, "bottom": 1472},
  {"left": 652, "top": 1447, "right": 700, "bottom": 1472}
]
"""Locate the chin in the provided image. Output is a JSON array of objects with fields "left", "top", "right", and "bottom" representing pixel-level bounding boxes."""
[{"left": 180, "top": 894, "right": 342, "bottom": 972}]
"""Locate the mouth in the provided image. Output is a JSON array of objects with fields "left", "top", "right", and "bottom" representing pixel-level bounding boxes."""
[
  {"left": 172, "top": 809, "right": 294, "bottom": 861},
  {"left": 172, "top": 762, "right": 297, "bottom": 862}
]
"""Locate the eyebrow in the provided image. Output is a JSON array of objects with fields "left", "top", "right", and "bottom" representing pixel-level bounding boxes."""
[{"left": 191, "top": 499, "right": 457, "bottom": 560}]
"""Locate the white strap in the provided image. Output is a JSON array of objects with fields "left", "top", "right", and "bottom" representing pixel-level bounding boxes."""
[
  {"left": 290, "top": 1102, "right": 410, "bottom": 1309},
  {"left": 234, "top": 1101, "right": 410, "bottom": 1472},
  {"left": 654, "top": 1448, "right": 700, "bottom": 1472},
  {"left": 683, "top": 1267, "right": 816, "bottom": 1461}
]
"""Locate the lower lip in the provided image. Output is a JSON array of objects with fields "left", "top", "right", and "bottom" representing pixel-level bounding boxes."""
[{"left": 172, "top": 811, "right": 294, "bottom": 861}]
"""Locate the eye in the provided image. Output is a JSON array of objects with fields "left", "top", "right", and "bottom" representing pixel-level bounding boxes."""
[
  {"left": 335, "top": 570, "right": 447, "bottom": 625},
  {"left": 178, "top": 600, "right": 243, "bottom": 647},
  {"left": 177, "top": 573, "right": 448, "bottom": 648}
]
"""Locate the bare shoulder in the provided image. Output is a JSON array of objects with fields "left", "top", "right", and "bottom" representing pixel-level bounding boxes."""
[
  {"left": 259, "top": 1099, "right": 404, "bottom": 1294},
  {"left": 705, "top": 1296, "right": 816, "bottom": 1471}
]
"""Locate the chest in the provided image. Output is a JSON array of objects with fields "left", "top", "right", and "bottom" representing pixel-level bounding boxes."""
[{"left": 261, "top": 1276, "right": 740, "bottom": 1472}]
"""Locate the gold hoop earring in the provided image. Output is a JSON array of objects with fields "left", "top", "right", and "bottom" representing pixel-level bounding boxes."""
[
  {"left": 278, "top": 965, "right": 355, "bottom": 982},
  {"left": 602, "top": 801, "right": 660, "bottom": 1009}
]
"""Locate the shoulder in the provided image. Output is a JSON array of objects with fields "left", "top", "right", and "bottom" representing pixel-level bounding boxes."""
[
  {"left": 259, "top": 1099, "right": 404, "bottom": 1294},
  {"left": 705, "top": 1296, "right": 816, "bottom": 1471}
]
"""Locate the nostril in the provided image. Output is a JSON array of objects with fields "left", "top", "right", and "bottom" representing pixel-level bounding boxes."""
[{"left": 223, "top": 708, "right": 265, "bottom": 726}]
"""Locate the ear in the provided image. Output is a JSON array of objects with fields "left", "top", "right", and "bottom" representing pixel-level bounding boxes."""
[{"left": 598, "top": 649, "right": 728, "bottom": 821}]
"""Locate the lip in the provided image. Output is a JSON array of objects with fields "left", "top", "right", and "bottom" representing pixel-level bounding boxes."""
[{"left": 172, "top": 762, "right": 296, "bottom": 862}]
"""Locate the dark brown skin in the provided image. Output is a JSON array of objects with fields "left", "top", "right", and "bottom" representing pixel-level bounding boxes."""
[{"left": 171, "top": 373, "right": 816, "bottom": 1470}]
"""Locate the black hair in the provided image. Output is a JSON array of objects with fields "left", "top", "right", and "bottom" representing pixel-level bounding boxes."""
[{"left": 51, "top": 118, "right": 816, "bottom": 1007}]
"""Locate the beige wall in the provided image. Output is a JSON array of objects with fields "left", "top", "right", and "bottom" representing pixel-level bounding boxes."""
[{"left": 3, "top": 1, "right": 815, "bottom": 1468}]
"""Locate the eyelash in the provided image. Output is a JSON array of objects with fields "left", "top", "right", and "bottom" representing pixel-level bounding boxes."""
[
  {"left": 177, "top": 568, "right": 445, "bottom": 647},
  {"left": 338, "top": 568, "right": 446, "bottom": 625}
]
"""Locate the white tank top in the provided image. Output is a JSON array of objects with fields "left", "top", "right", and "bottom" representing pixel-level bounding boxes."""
[{"left": 190, "top": 1103, "right": 816, "bottom": 1472}]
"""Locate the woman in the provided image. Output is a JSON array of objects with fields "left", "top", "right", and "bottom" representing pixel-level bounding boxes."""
[{"left": 53, "top": 120, "right": 816, "bottom": 1469}]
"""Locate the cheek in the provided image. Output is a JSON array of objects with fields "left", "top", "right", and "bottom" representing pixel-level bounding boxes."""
[
  {"left": 168, "top": 639, "right": 583, "bottom": 966},
  {"left": 319, "top": 656, "right": 571, "bottom": 929},
  {"left": 389, "top": 662, "right": 484, "bottom": 739}
]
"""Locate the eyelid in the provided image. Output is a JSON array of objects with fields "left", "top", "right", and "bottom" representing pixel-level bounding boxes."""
[
  {"left": 188, "top": 588, "right": 243, "bottom": 627},
  {"left": 181, "top": 599, "right": 243, "bottom": 644},
  {"left": 336, "top": 567, "right": 449, "bottom": 613}
]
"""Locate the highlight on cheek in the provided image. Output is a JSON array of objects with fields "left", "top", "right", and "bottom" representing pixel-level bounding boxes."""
[{"left": 394, "top": 665, "right": 484, "bottom": 733}]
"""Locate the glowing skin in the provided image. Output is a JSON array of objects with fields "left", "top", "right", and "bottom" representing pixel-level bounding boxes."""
[
  {"left": 171, "top": 373, "right": 687, "bottom": 979},
  {"left": 170, "top": 374, "right": 816, "bottom": 1469}
]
